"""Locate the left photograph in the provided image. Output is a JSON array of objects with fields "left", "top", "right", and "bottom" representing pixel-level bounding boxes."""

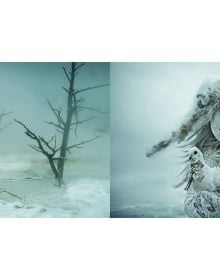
[{"left": 0, "top": 62, "right": 109, "bottom": 217}]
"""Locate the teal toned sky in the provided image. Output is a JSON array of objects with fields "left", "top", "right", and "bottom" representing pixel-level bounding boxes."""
[{"left": 0, "top": 62, "right": 109, "bottom": 154}]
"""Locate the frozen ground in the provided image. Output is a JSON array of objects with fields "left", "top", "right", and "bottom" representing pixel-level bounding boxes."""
[
  {"left": 0, "top": 151, "right": 109, "bottom": 217},
  {"left": 111, "top": 146, "right": 187, "bottom": 218}
]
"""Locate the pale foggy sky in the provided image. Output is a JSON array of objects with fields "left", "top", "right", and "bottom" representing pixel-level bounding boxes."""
[
  {"left": 0, "top": 63, "right": 109, "bottom": 154},
  {"left": 111, "top": 63, "right": 220, "bottom": 169}
]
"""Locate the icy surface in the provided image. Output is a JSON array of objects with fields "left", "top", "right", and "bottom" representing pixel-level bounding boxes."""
[
  {"left": 0, "top": 179, "right": 109, "bottom": 218},
  {"left": 0, "top": 151, "right": 109, "bottom": 218}
]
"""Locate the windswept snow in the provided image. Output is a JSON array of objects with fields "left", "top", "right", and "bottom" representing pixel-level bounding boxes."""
[
  {"left": 0, "top": 153, "right": 109, "bottom": 217},
  {"left": 0, "top": 179, "right": 109, "bottom": 218}
]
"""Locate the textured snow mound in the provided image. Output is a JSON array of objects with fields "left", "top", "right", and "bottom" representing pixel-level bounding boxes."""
[{"left": 0, "top": 178, "right": 109, "bottom": 218}]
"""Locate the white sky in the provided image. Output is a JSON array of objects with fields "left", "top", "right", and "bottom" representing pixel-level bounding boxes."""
[{"left": 112, "top": 63, "right": 220, "bottom": 149}]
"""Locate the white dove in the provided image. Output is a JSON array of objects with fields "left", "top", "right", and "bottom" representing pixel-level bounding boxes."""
[{"left": 187, "top": 147, "right": 220, "bottom": 192}]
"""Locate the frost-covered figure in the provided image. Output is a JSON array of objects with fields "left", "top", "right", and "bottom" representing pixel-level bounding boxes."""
[{"left": 147, "top": 80, "right": 220, "bottom": 218}]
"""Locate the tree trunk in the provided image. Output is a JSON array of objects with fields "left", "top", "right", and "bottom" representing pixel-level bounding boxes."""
[
  {"left": 48, "top": 155, "right": 59, "bottom": 179},
  {"left": 14, "top": 62, "right": 107, "bottom": 188},
  {"left": 57, "top": 63, "right": 75, "bottom": 186}
]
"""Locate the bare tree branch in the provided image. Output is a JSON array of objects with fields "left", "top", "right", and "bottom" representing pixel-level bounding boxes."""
[
  {"left": 0, "top": 121, "right": 11, "bottom": 132},
  {"left": 15, "top": 119, "right": 60, "bottom": 178},
  {"left": 76, "top": 97, "right": 85, "bottom": 103},
  {"left": 56, "top": 128, "right": 64, "bottom": 134},
  {"left": 39, "top": 136, "right": 57, "bottom": 154},
  {"left": 78, "top": 106, "right": 108, "bottom": 113},
  {"left": 54, "top": 134, "right": 57, "bottom": 150},
  {"left": 47, "top": 100, "right": 65, "bottom": 126},
  {"left": 62, "top": 87, "right": 69, "bottom": 94},
  {"left": 0, "top": 111, "right": 12, "bottom": 131},
  {"left": 29, "top": 144, "right": 43, "bottom": 153},
  {"left": 44, "top": 121, "right": 64, "bottom": 130},
  {"left": 0, "top": 111, "right": 12, "bottom": 121},
  {"left": 72, "top": 92, "right": 79, "bottom": 135},
  {"left": 14, "top": 119, "right": 58, "bottom": 157},
  {"left": 0, "top": 188, "right": 24, "bottom": 201},
  {"left": 75, "top": 83, "right": 109, "bottom": 95},
  {"left": 74, "top": 63, "right": 85, "bottom": 72},
  {"left": 15, "top": 119, "right": 40, "bottom": 140},
  {"left": 70, "top": 117, "right": 94, "bottom": 127},
  {"left": 66, "top": 136, "right": 101, "bottom": 152},
  {"left": 62, "top": 67, "right": 70, "bottom": 82}
]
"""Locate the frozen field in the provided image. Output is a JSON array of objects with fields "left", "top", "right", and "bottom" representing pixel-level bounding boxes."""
[{"left": 0, "top": 150, "right": 109, "bottom": 218}]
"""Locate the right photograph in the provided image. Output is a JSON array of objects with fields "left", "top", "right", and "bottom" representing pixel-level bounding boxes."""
[{"left": 111, "top": 62, "right": 220, "bottom": 218}]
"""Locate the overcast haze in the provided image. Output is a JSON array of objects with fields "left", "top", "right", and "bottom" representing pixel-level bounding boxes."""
[
  {"left": 0, "top": 62, "right": 110, "bottom": 218},
  {"left": 0, "top": 62, "right": 109, "bottom": 155}
]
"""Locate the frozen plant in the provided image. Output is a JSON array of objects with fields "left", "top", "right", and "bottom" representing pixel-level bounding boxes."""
[{"left": 15, "top": 63, "right": 108, "bottom": 187}]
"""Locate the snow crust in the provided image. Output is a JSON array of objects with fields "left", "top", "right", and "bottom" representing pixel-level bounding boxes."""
[{"left": 0, "top": 154, "right": 109, "bottom": 217}]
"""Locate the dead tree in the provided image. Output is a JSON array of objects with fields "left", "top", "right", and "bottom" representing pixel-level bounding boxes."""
[{"left": 15, "top": 62, "right": 108, "bottom": 186}]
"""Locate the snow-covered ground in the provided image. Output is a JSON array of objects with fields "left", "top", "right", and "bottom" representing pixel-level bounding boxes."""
[{"left": 0, "top": 150, "right": 109, "bottom": 217}]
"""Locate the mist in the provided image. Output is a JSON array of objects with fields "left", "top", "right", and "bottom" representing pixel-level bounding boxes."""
[
  {"left": 0, "top": 62, "right": 109, "bottom": 155},
  {"left": 111, "top": 62, "right": 220, "bottom": 217},
  {"left": 0, "top": 62, "right": 109, "bottom": 217}
]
